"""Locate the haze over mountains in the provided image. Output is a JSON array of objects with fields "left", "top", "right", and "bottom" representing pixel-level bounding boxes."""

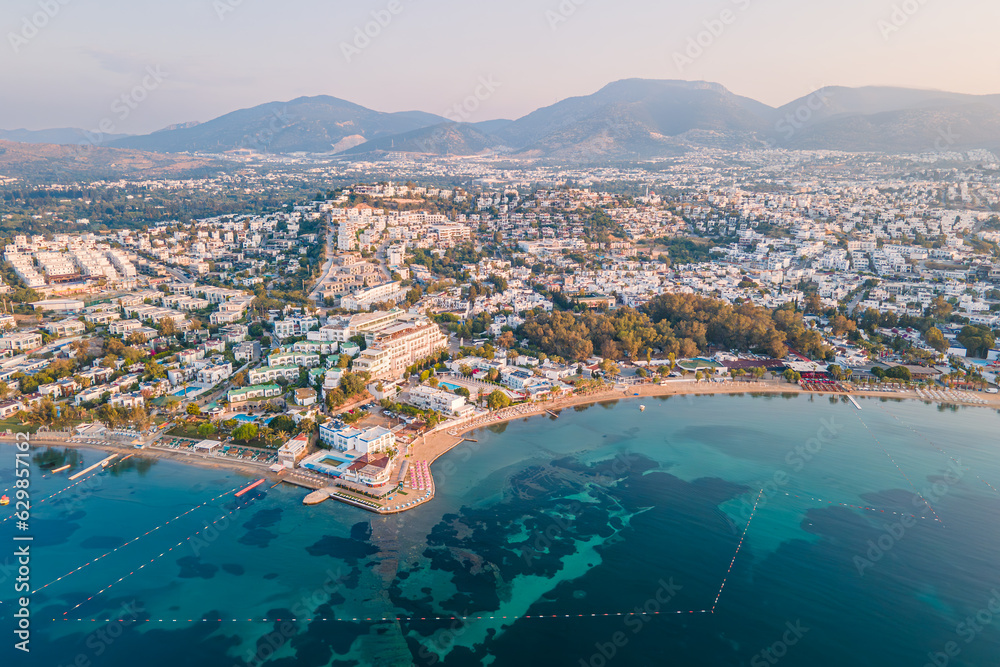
[{"left": 7, "top": 79, "right": 1000, "bottom": 160}]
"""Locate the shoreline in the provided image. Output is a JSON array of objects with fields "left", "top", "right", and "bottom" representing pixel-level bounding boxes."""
[
  {"left": 413, "top": 380, "right": 1000, "bottom": 466},
  {"left": 7, "top": 381, "right": 998, "bottom": 513}
]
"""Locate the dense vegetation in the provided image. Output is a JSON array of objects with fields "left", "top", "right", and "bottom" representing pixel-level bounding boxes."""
[{"left": 518, "top": 294, "right": 831, "bottom": 362}]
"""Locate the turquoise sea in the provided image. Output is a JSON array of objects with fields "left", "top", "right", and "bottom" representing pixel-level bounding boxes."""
[{"left": 3, "top": 393, "right": 1000, "bottom": 666}]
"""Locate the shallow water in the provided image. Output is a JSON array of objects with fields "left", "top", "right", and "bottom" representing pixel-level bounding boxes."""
[{"left": 2, "top": 393, "right": 999, "bottom": 666}]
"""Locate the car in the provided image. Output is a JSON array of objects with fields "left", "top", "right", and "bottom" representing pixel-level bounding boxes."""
[{"left": 383, "top": 410, "right": 394, "bottom": 417}]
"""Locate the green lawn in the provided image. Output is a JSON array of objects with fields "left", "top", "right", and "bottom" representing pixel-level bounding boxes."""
[
  {"left": 166, "top": 421, "right": 211, "bottom": 439},
  {"left": 0, "top": 418, "right": 36, "bottom": 434}
]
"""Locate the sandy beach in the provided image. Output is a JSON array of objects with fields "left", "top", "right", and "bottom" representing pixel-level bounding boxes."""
[
  {"left": 413, "top": 380, "right": 1000, "bottom": 466},
  {"left": 6, "top": 379, "right": 997, "bottom": 514}
]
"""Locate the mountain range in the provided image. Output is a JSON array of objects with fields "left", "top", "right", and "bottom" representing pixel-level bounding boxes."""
[{"left": 7, "top": 79, "right": 1000, "bottom": 160}]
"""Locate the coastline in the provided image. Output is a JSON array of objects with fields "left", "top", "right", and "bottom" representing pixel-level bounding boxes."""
[
  {"left": 6, "top": 380, "right": 997, "bottom": 513},
  {"left": 413, "top": 380, "right": 1000, "bottom": 466}
]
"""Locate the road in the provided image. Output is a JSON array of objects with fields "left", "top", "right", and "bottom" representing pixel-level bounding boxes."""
[{"left": 308, "top": 221, "right": 336, "bottom": 304}]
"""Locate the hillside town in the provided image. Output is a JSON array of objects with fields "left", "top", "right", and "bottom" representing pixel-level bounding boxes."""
[{"left": 1, "top": 150, "right": 999, "bottom": 511}]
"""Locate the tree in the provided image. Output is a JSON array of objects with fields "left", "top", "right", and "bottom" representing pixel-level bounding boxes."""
[
  {"left": 232, "top": 371, "right": 248, "bottom": 387},
  {"left": 197, "top": 422, "right": 217, "bottom": 438},
  {"left": 0, "top": 382, "right": 9, "bottom": 399},
  {"left": 803, "top": 292, "right": 822, "bottom": 314},
  {"left": 186, "top": 403, "right": 202, "bottom": 416},
  {"left": 326, "top": 388, "right": 346, "bottom": 410},
  {"left": 930, "top": 296, "right": 953, "bottom": 319},
  {"left": 269, "top": 415, "right": 297, "bottom": 434},
  {"left": 925, "top": 327, "right": 948, "bottom": 354},
  {"left": 145, "top": 360, "right": 166, "bottom": 380},
  {"left": 126, "top": 332, "right": 147, "bottom": 346},
  {"left": 957, "top": 325, "right": 996, "bottom": 358},
  {"left": 158, "top": 317, "right": 177, "bottom": 337},
  {"left": 232, "top": 423, "right": 258, "bottom": 442},
  {"left": 498, "top": 331, "right": 516, "bottom": 349},
  {"left": 830, "top": 315, "right": 856, "bottom": 337},
  {"left": 884, "top": 365, "right": 912, "bottom": 382},
  {"left": 486, "top": 390, "right": 511, "bottom": 411},
  {"left": 338, "top": 354, "right": 351, "bottom": 369},
  {"left": 599, "top": 358, "right": 620, "bottom": 378},
  {"left": 340, "top": 372, "right": 366, "bottom": 398}
]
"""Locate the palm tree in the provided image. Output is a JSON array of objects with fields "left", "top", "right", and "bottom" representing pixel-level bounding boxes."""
[{"left": 275, "top": 430, "right": 290, "bottom": 446}]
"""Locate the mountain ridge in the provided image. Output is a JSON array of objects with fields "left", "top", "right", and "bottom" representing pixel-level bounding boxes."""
[{"left": 10, "top": 81, "right": 1000, "bottom": 159}]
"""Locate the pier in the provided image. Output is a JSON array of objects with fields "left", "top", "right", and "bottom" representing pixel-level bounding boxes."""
[
  {"left": 848, "top": 396, "right": 862, "bottom": 410},
  {"left": 68, "top": 454, "right": 117, "bottom": 481}
]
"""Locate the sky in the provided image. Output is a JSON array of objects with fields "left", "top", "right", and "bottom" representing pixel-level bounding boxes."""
[{"left": 2, "top": 0, "right": 999, "bottom": 134}]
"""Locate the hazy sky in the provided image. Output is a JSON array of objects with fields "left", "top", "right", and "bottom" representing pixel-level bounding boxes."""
[{"left": 2, "top": 0, "right": 999, "bottom": 134}]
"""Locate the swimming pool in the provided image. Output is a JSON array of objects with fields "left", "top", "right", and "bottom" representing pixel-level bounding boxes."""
[
  {"left": 302, "top": 450, "right": 361, "bottom": 477},
  {"left": 439, "top": 382, "right": 461, "bottom": 392}
]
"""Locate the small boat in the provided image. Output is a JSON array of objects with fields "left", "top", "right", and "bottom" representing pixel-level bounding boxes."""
[
  {"left": 639, "top": 405, "right": 646, "bottom": 412},
  {"left": 0, "top": 495, "right": 9, "bottom": 506}
]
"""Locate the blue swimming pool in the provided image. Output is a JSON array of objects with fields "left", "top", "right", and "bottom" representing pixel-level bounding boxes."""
[{"left": 439, "top": 382, "right": 461, "bottom": 392}]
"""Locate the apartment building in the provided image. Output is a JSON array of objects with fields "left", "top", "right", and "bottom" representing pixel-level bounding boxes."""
[
  {"left": 0, "top": 332, "right": 42, "bottom": 352},
  {"left": 407, "top": 385, "right": 473, "bottom": 417},
  {"left": 352, "top": 317, "right": 447, "bottom": 381},
  {"left": 248, "top": 364, "right": 299, "bottom": 384},
  {"left": 227, "top": 383, "right": 282, "bottom": 404},
  {"left": 318, "top": 424, "right": 394, "bottom": 455},
  {"left": 273, "top": 316, "right": 319, "bottom": 339},
  {"left": 340, "top": 281, "right": 407, "bottom": 311},
  {"left": 44, "top": 318, "right": 86, "bottom": 338}
]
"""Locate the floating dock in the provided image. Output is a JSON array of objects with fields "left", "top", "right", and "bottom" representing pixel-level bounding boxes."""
[
  {"left": 52, "top": 464, "right": 71, "bottom": 474},
  {"left": 848, "top": 395, "right": 862, "bottom": 410},
  {"left": 235, "top": 478, "right": 265, "bottom": 497}
]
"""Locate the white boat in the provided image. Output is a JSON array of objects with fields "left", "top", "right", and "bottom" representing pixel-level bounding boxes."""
[{"left": 639, "top": 405, "right": 646, "bottom": 412}]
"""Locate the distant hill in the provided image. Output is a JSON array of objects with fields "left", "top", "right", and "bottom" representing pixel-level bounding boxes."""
[
  {"left": 342, "top": 122, "right": 505, "bottom": 156},
  {"left": 0, "top": 139, "right": 218, "bottom": 180},
  {"left": 494, "top": 79, "right": 773, "bottom": 158},
  {"left": 17, "top": 81, "right": 1000, "bottom": 160},
  {"left": 778, "top": 104, "right": 1000, "bottom": 153},
  {"left": 0, "top": 127, "right": 131, "bottom": 145},
  {"left": 108, "top": 95, "right": 446, "bottom": 154}
]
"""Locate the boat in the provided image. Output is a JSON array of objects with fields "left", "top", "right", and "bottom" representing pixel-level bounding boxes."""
[
  {"left": 639, "top": 405, "right": 646, "bottom": 412},
  {"left": 0, "top": 495, "right": 9, "bottom": 506}
]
